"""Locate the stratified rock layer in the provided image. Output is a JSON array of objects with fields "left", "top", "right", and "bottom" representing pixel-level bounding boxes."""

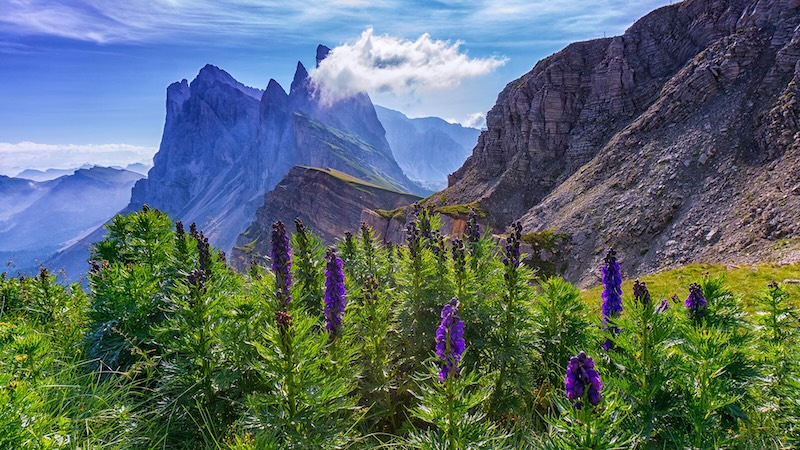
[
  {"left": 437, "top": 0, "right": 800, "bottom": 285},
  {"left": 232, "top": 166, "right": 420, "bottom": 268}
]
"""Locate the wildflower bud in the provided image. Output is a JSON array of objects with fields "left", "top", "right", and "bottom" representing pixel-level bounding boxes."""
[
  {"left": 275, "top": 310, "right": 293, "bottom": 331},
  {"left": 188, "top": 268, "right": 206, "bottom": 293},
  {"left": 684, "top": 283, "right": 707, "bottom": 320},
  {"left": 364, "top": 275, "right": 379, "bottom": 304},
  {"left": 633, "top": 280, "right": 651, "bottom": 306},
  {"left": 466, "top": 210, "right": 481, "bottom": 244},
  {"left": 502, "top": 222, "right": 523, "bottom": 268},
  {"left": 271, "top": 221, "right": 293, "bottom": 306}
]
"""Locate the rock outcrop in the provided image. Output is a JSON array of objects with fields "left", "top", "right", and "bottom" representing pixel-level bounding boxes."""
[
  {"left": 434, "top": 0, "right": 800, "bottom": 285},
  {"left": 232, "top": 166, "right": 420, "bottom": 268},
  {"left": 127, "top": 47, "right": 425, "bottom": 254}
]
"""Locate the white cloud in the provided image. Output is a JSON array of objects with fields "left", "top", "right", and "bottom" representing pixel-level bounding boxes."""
[
  {"left": 462, "top": 112, "right": 487, "bottom": 129},
  {"left": 0, "top": 142, "right": 156, "bottom": 176},
  {"left": 309, "top": 28, "right": 506, "bottom": 104}
]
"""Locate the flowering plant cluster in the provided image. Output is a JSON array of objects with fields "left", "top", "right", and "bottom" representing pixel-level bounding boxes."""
[{"left": 8, "top": 207, "right": 794, "bottom": 450}]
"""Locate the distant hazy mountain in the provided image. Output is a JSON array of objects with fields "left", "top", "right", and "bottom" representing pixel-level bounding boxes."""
[
  {"left": 15, "top": 165, "right": 92, "bottom": 182},
  {"left": 0, "top": 166, "right": 142, "bottom": 271},
  {"left": 123, "top": 46, "right": 425, "bottom": 255},
  {"left": 123, "top": 163, "right": 150, "bottom": 175},
  {"left": 375, "top": 106, "right": 480, "bottom": 190}
]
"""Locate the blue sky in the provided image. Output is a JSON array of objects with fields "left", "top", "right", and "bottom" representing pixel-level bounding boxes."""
[{"left": 0, "top": 0, "right": 674, "bottom": 175}]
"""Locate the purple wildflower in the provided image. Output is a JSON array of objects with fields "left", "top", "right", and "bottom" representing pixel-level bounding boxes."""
[
  {"left": 502, "top": 222, "right": 522, "bottom": 268},
  {"left": 633, "top": 280, "right": 651, "bottom": 306},
  {"left": 324, "top": 248, "right": 347, "bottom": 336},
  {"left": 271, "top": 221, "right": 292, "bottom": 305},
  {"left": 175, "top": 220, "right": 185, "bottom": 240},
  {"left": 406, "top": 221, "right": 422, "bottom": 259},
  {"left": 466, "top": 210, "right": 481, "bottom": 244},
  {"left": 435, "top": 298, "right": 466, "bottom": 381},
  {"left": 565, "top": 351, "right": 603, "bottom": 409},
  {"left": 601, "top": 249, "right": 622, "bottom": 350},
  {"left": 684, "top": 283, "right": 707, "bottom": 320},
  {"left": 451, "top": 238, "right": 466, "bottom": 277},
  {"left": 656, "top": 298, "right": 669, "bottom": 313}
]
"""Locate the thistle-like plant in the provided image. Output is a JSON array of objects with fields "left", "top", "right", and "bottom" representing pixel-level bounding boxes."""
[
  {"left": 246, "top": 300, "right": 360, "bottom": 446},
  {"left": 606, "top": 280, "right": 676, "bottom": 444},
  {"left": 531, "top": 277, "right": 592, "bottom": 390}
]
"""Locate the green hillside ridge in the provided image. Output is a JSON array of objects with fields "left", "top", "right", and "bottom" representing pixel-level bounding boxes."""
[{"left": 296, "top": 166, "right": 421, "bottom": 197}]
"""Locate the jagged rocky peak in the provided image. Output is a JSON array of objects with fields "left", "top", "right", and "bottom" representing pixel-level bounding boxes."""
[
  {"left": 430, "top": 0, "right": 800, "bottom": 285},
  {"left": 260, "top": 78, "right": 289, "bottom": 119},
  {"left": 192, "top": 64, "right": 264, "bottom": 100},
  {"left": 290, "top": 61, "right": 311, "bottom": 97},
  {"left": 316, "top": 44, "right": 331, "bottom": 67}
]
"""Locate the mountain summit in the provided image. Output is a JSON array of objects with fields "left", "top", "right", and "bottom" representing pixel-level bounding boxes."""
[
  {"left": 127, "top": 51, "right": 424, "bottom": 253},
  {"left": 433, "top": 0, "right": 800, "bottom": 285}
]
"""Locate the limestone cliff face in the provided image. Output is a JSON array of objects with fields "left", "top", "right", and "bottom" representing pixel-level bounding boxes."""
[
  {"left": 232, "top": 166, "right": 420, "bottom": 268},
  {"left": 128, "top": 48, "right": 423, "bottom": 253},
  {"left": 438, "top": 0, "right": 800, "bottom": 285}
]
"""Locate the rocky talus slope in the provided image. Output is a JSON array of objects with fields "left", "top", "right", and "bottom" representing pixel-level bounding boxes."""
[
  {"left": 432, "top": 0, "right": 800, "bottom": 285},
  {"left": 232, "top": 166, "right": 420, "bottom": 268}
]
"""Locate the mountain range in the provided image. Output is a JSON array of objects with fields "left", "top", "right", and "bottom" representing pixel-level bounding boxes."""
[
  {"left": 0, "top": 166, "right": 143, "bottom": 271},
  {"left": 36, "top": 47, "right": 478, "bottom": 280},
  {"left": 24, "top": 0, "right": 800, "bottom": 287},
  {"left": 125, "top": 46, "right": 430, "bottom": 255}
]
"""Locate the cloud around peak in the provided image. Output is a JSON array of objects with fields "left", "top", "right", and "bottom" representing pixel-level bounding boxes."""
[{"left": 310, "top": 28, "right": 506, "bottom": 104}]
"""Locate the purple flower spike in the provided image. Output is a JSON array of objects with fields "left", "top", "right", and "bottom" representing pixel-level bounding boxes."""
[
  {"left": 684, "top": 283, "right": 707, "bottom": 320},
  {"left": 565, "top": 351, "right": 603, "bottom": 409},
  {"left": 601, "top": 249, "right": 623, "bottom": 348},
  {"left": 324, "top": 247, "right": 347, "bottom": 336},
  {"left": 601, "top": 249, "right": 623, "bottom": 318},
  {"left": 271, "top": 221, "right": 292, "bottom": 305},
  {"left": 502, "top": 222, "right": 523, "bottom": 268},
  {"left": 436, "top": 298, "right": 465, "bottom": 381}
]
